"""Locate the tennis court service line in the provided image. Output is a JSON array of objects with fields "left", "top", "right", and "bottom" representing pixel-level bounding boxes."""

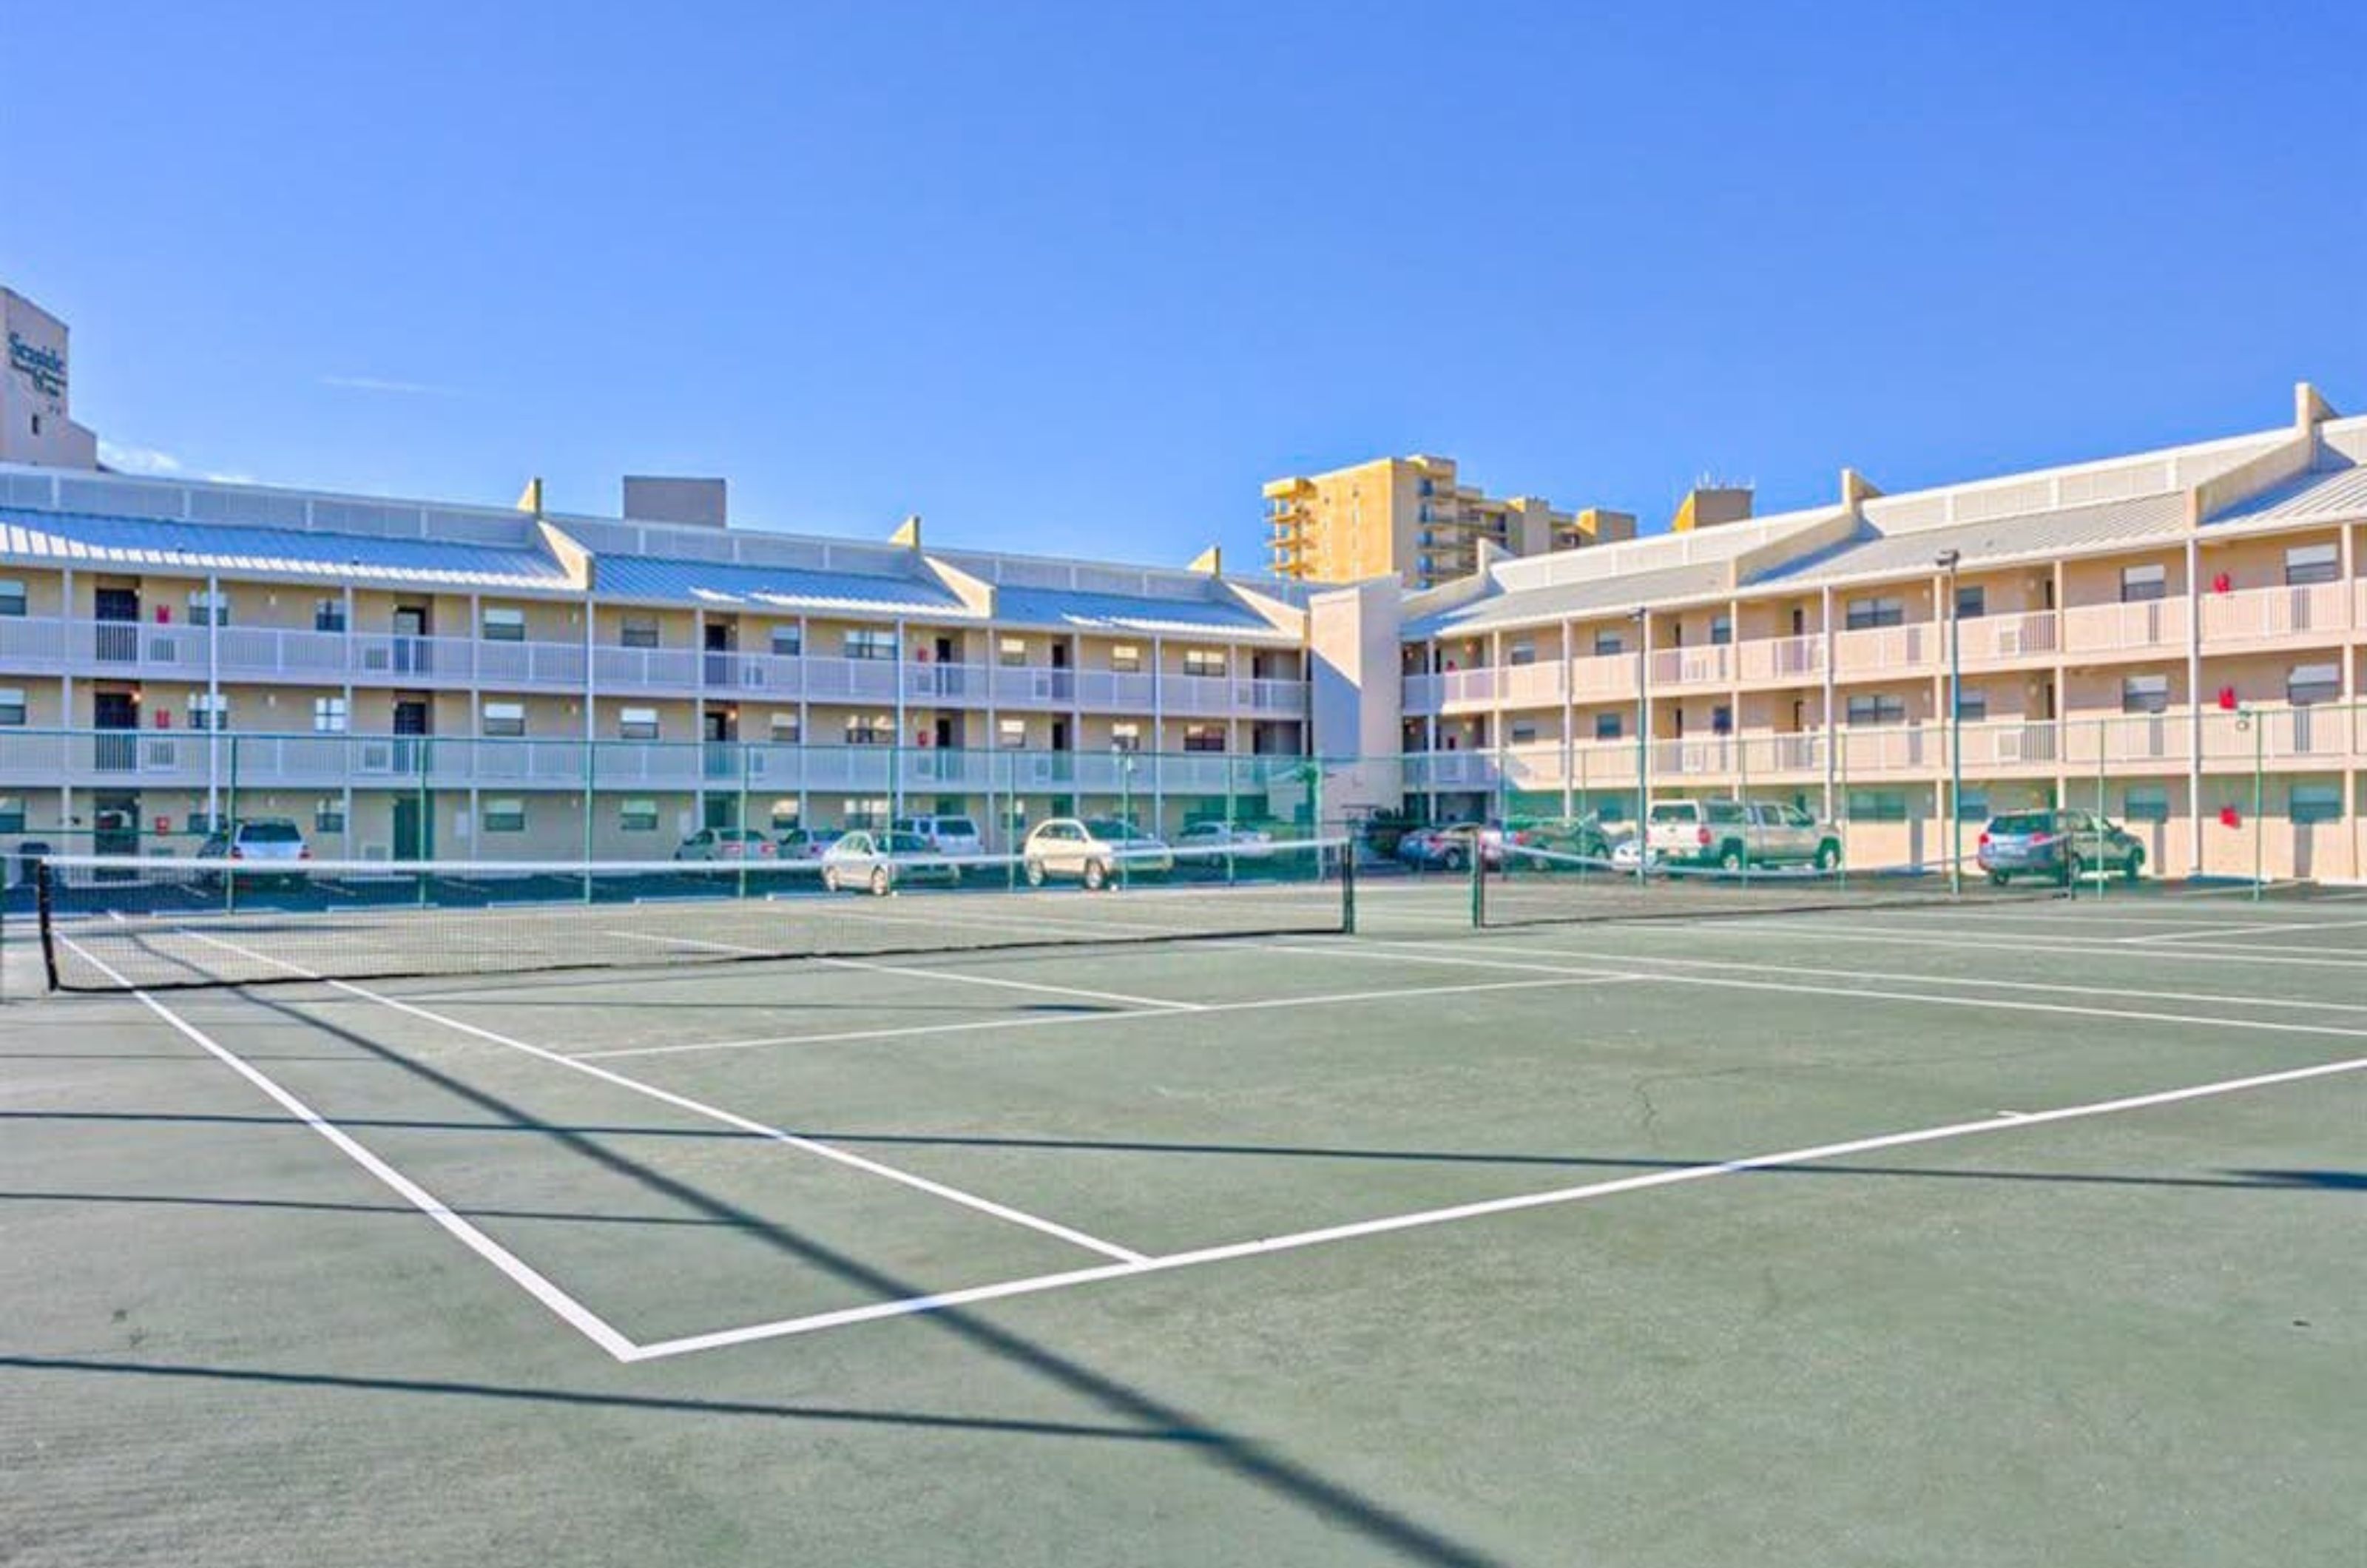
[
  {"left": 170, "top": 930, "right": 1152, "bottom": 1266},
  {"left": 1321, "top": 936, "right": 2367, "bottom": 1017},
  {"left": 1269, "top": 939, "right": 2367, "bottom": 1042},
  {"left": 53, "top": 936, "right": 641, "bottom": 1362},
  {"left": 1576, "top": 918, "right": 2367, "bottom": 970},
  {"left": 624, "top": 1048, "right": 2367, "bottom": 1359},
  {"left": 600, "top": 929, "right": 1203, "bottom": 1012},
  {"left": 570, "top": 970, "right": 1647, "bottom": 1061}
]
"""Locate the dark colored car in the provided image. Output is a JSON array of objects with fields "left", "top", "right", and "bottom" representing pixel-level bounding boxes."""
[{"left": 1978, "top": 808, "right": 2145, "bottom": 885}]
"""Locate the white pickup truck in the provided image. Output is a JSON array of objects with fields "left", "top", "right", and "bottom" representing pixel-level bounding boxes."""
[{"left": 1645, "top": 799, "right": 1843, "bottom": 872}]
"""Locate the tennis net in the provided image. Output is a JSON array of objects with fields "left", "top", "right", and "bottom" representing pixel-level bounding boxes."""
[
  {"left": 1476, "top": 842, "right": 2060, "bottom": 929},
  {"left": 36, "top": 839, "right": 1353, "bottom": 992}
]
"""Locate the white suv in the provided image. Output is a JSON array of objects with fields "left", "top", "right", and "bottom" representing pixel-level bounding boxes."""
[
  {"left": 1021, "top": 818, "right": 1173, "bottom": 890},
  {"left": 894, "top": 814, "right": 983, "bottom": 856}
]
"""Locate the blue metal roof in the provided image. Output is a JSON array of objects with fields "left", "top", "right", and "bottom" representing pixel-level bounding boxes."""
[
  {"left": 989, "top": 585, "right": 1292, "bottom": 638},
  {"left": 0, "top": 509, "right": 575, "bottom": 588},
  {"left": 595, "top": 554, "right": 966, "bottom": 615}
]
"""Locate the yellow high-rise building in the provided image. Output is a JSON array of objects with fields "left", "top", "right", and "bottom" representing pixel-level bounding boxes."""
[{"left": 1265, "top": 455, "right": 1634, "bottom": 589}]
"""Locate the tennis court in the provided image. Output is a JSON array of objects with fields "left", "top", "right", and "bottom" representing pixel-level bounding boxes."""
[{"left": 6, "top": 870, "right": 2364, "bottom": 1566}]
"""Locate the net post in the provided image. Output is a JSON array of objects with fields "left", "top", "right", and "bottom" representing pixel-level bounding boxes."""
[
  {"left": 34, "top": 858, "right": 59, "bottom": 993},
  {"left": 1737, "top": 729, "right": 1751, "bottom": 889},
  {"left": 1469, "top": 834, "right": 1485, "bottom": 929},
  {"left": 2094, "top": 713, "right": 2109, "bottom": 902},
  {"left": 416, "top": 737, "right": 432, "bottom": 907},
  {"left": 737, "top": 740, "right": 752, "bottom": 902},
  {"left": 1340, "top": 837, "right": 1357, "bottom": 936}
]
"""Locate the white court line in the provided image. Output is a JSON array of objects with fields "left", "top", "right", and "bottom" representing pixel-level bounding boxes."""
[
  {"left": 626, "top": 1049, "right": 2367, "bottom": 1359},
  {"left": 573, "top": 971, "right": 1645, "bottom": 1061},
  {"left": 598, "top": 927, "right": 1205, "bottom": 1011},
  {"left": 2120, "top": 915, "right": 2367, "bottom": 947},
  {"left": 175, "top": 930, "right": 1152, "bottom": 1265},
  {"left": 1581, "top": 919, "right": 2367, "bottom": 970},
  {"left": 1271, "top": 939, "right": 2367, "bottom": 1043},
  {"left": 1333, "top": 936, "right": 2367, "bottom": 1016},
  {"left": 55, "top": 935, "right": 639, "bottom": 1362}
]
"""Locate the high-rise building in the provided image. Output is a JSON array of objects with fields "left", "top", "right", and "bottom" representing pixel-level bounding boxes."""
[{"left": 1264, "top": 455, "right": 1634, "bottom": 589}]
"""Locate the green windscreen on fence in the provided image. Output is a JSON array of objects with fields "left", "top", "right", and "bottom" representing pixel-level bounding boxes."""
[{"left": 37, "top": 839, "right": 1352, "bottom": 992}]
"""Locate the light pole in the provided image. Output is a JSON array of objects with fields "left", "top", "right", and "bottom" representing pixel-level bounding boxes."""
[
  {"left": 1114, "top": 743, "right": 1137, "bottom": 887},
  {"left": 1632, "top": 606, "right": 1649, "bottom": 886},
  {"left": 1937, "top": 549, "right": 1962, "bottom": 894}
]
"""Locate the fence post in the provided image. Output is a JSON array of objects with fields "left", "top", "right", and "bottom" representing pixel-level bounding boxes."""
[{"left": 582, "top": 738, "right": 595, "bottom": 903}]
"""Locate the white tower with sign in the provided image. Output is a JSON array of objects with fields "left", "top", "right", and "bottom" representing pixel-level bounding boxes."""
[{"left": 1, "top": 288, "right": 99, "bottom": 470}]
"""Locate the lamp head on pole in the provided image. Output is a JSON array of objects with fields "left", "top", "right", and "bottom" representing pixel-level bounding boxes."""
[{"left": 1934, "top": 548, "right": 1961, "bottom": 572}]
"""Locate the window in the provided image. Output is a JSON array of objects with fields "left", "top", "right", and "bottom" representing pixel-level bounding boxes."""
[
  {"left": 313, "top": 697, "right": 348, "bottom": 733},
  {"left": 1846, "top": 693, "right": 1907, "bottom": 726},
  {"left": 0, "top": 581, "right": 26, "bottom": 618},
  {"left": 1183, "top": 724, "right": 1226, "bottom": 753},
  {"left": 0, "top": 797, "right": 23, "bottom": 832},
  {"left": 1844, "top": 596, "right": 1904, "bottom": 631},
  {"left": 2289, "top": 782, "right": 2343, "bottom": 825},
  {"left": 618, "top": 706, "right": 661, "bottom": 741},
  {"left": 1593, "top": 630, "right": 1624, "bottom": 657},
  {"left": 1110, "top": 722, "right": 1142, "bottom": 752},
  {"left": 187, "top": 589, "right": 229, "bottom": 626},
  {"left": 483, "top": 797, "right": 527, "bottom": 833},
  {"left": 2123, "top": 784, "right": 2170, "bottom": 823},
  {"left": 1954, "top": 584, "right": 1986, "bottom": 619},
  {"left": 0, "top": 689, "right": 24, "bottom": 727},
  {"left": 314, "top": 598, "right": 346, "bottom": 633},
  {"left": 2120, "top": 564, "right": 2167, "bottom": 603},
  {"left": 996, "top": 636, "right": 1029, "bottom": 667},
  {"left": 1507, "top": 640, "right": 1536, "bottom": 666},
  {"left": 845, "top": 629, "right": 897, "bottom": 662},
  {"left": 620, "top": 616, "right": 660, "bottom": 649},
  {"left": 482, "top": 701, "right": 526, "bottom": 737},
  {"left": 482, "top": 606, "right": 526, "bottom": 642},
  {"left": 769, "top": 624, "right": 803, "bottom": 657},
  {"left": 186, "top": 693, "right": 229, "bottom": 731},
  {"left": 620, "top": 798, "right": 661, "bottom": 833},
  {"left": 1509, "top": 720, "right": 1539, "bottom": 745},
  {"left": 997, "top": 717, "right": 1027, "bottom": 748},
  {"left": 2121, "top": 675, "right": 2170, "bottom": 715},
  {"left": 1953, "top": 788, "right": 1990, "bottom": 822},
  {"left": 2284, "top": 543, "right": 2339, "bottom": 587},
  {"left": 1594, "top": 712, "right": 1623, "bottom": 741},
  {"left": 843, "top": 797, "right": 890, "bottom": 830},
  {"left": 1709, "top": 614, "right": 1732, "bottom": 646},
  {"left": 768, "top": 799, "right": 799, "bottom": 832},
  {"left": 768, "top": 712, "right": 800, "bottom": 744},
  {"left": 1110, "top": 644, "right": 1142, "bottom": 674},
  {"left": 1846, "top": 790, "right": 1910, "bottom": 823},
  {"left": 845, "top": 714, "right": 891, "bottom": 746},
  {"left": 1183, "top": 649, "right": 1226, "bottom": 679},
  {"left": 314, "top": 799, "right": 347, "bottom": 834},
  {"left": 1950, "top": 686, "right": 1987, "bottom": 723},
  {"left": 2288, "top": 663, "right": 2340, "bottom": 706}
]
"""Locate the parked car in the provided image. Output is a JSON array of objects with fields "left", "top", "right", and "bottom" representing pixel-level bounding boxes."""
[
  {"left": 1978, "top": 809, "right": 2145, "bottom": 885},
  {"left": 1398, "top": 822, "right": 1524, "bottom": 872},
  {"left": 1610, "top": 834, "right": 1656, "bottom": 873},
  {"left": 822, "top": 830, "right": 961, "bottom": 895},
  {"left": 195, "top": 817, "right": 311, "bottom": 888},
  {"left": 673, "top": 828, "right": 777, "bottom": 862},
  {"left": 1022, "top": 818, "right": 1173, "bottom": 889},
  {"left": 774, "top": 826, "right": 843, "bottom": 864},
  {"left": 1517, "top": 816, "right": 1613, "bottom": 862},
  {"left": 894, "top": 814, "right": 983, "bottom": 856},
  {"left": 1176, "top": 821, "right": 1273, "bottom": 849},
  {"left": 1645, "top": 799, "right": 1842, "bottom": 871}
]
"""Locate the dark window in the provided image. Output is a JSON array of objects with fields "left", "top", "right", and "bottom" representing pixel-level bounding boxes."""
[
  {"left": 621, "top": 618, "right": 660, "bottom": 649},
  {"left": 1709, "top": 614, "right": 1732, "bottom": 646},
  {"left": 1954, "top": 585, "right": 1986, "bottom": 619},
  {"left": 1846, "top": 693, "right": 1907, "bottom": 726},
  {"left": 2123, "top": 786, "right": 2170, "bottom": 823},
  {"left": 2121, "top": 676, "right": 2170, "bottom": 714},
  {"left": 2284, "top": 544, "right": 2339, "bottom": 587},
  {"left": 2120, "top": 564, "right": 2167, "bottom": 603},
  {"left": 1846, "top": 791, "right": 1910, "bottom": 823},
  {"left": 314, "top": 599, "right": 346, "bottom": 633},
  {"left": 1594, "top": 712, "right": 1622, "bottom": 741},
  {"left": 1845, "top": 597, "right": 1905, "bottom": 631},
  {"left": 2288, "top": 663, "right": 2340, "bottom": 706},
  {"left": 2289, "top": 783, "right": 2342, "bottom": 825}
]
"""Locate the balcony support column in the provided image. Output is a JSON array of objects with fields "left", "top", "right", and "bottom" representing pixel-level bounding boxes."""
[
  {"left": 2185, "top": 535, "right": 2205, "bottom": 878},
  {"left": 1561, "top": 621, "right": 1576, "bottom": 820},
  {"left": 1820, "top": 586, "right": 1837, "bottom": 820},
  {"left": 1149, "top": 634, "right": 1164, "bottom": 834},
  {"left": 205, "top": 570, "right": 221, "bottom": 827},
  {"left": 892, "top": 617, "right": 908, "bottom": 825}
]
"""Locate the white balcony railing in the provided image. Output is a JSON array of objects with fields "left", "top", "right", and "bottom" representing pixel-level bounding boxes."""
[
  {"left": 2062, "top": 598, "right": 2189, "bottom": 655},
  {"left": 2197, "top": 582, "right": 2352, "bottom": 646},
  {"left": 1956, "top": 609, "right": 2058, "bottom": 663}
]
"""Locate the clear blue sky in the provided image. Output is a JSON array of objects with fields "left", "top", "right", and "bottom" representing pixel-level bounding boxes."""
[{"left": 7, "top": 1, "right": 2362, "bottom": 566}]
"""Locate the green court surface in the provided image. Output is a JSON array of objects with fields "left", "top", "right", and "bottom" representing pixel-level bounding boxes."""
[{"left": 6, "top": 885, "right": 2365, "bottom": 1566}]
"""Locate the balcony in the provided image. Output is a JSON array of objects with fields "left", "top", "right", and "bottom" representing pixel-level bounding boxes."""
[
  {"left": 1954, "top": 609, "right": 2058, "bottom": 664},
  {"left": 1736, "top": 634, "right": 1823, "bottom": 683},
  {"left": 2061, "top": 598, "right": 2189, "bottom": 656},
  {"left": 1649, "top": 643, "right": 1732, "bottom": 689},
  {"left": 1832, "top": 622, "right": 1935, "bottom": 677},
  {"left": 2196, "top": 581, "right": 2353, "bottom": 648}
]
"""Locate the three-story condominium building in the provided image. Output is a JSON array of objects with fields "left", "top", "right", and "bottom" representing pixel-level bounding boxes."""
[
  {"left": 0, "top": 465, "right": 1314, "bottom": 862},
  {"left": 1331, "top": 382, "right": 2365, "bottom": 882}
]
